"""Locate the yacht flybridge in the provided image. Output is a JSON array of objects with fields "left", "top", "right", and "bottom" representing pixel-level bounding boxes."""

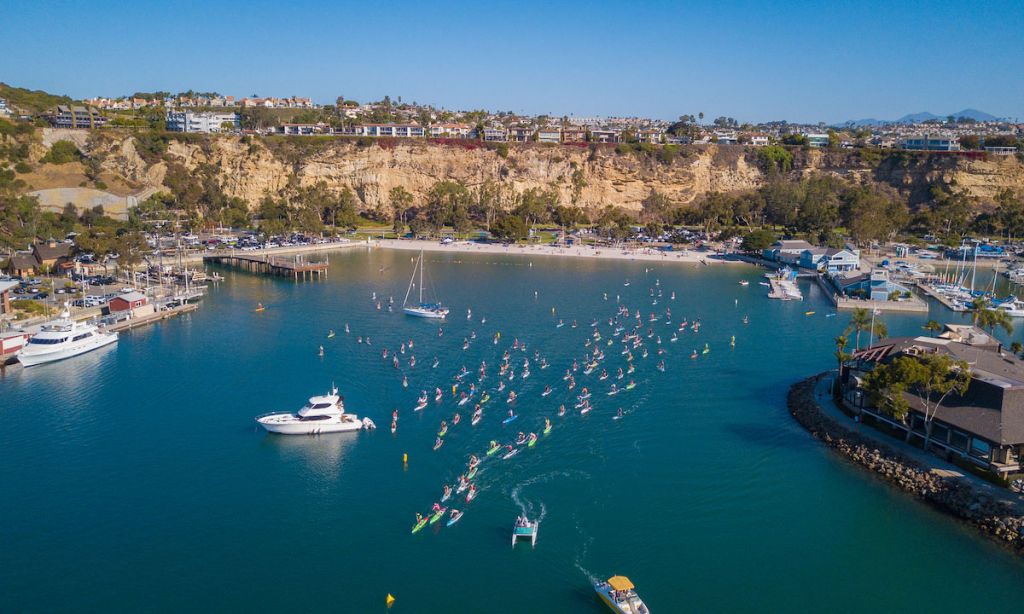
[
  {"left": 256, "top": 387, "right": 363, "bottom": 434},
  {"left": 403, "top": 250, "right": 449, "bottom": 319},
  {"left": 17, "top": 307, "right": 118, "bottom": 367}
]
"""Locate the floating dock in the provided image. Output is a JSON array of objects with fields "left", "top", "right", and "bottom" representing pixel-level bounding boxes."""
[
  {"left": 204, "top": 253, "right": 329, "bottom": 280},
  {"left": 103, "top": 303, "right": 199, "bottom": 332},
  {"left": 917, "top": 283, "right": 968, "bottom": 312}
]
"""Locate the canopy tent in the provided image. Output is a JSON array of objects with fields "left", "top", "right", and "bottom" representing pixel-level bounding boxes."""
[{"left": 607, "top": 576, "right": 634, "bottom": 591}]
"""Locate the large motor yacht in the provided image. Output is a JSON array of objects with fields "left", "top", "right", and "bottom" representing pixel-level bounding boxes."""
[
  {"left": 256, "top": 387, "right": 363, "bottom": 434},
  {"left": 17, "top": 308, "right": 118, "bottom": 367}
]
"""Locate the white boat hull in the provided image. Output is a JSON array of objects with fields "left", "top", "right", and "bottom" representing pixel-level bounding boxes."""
[
  {"left": 404, "top": 307, "right": 447, "bottom": 319},
  {"left": 257, "top": 414, "right": 363, "bottom": 434},
  {"left": 17, "top": 332, "right": 118, "bottom": 367}
]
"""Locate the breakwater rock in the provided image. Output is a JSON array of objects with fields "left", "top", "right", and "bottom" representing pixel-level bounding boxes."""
[{"left": 788, "top": 376, "right": 1024, "bottom": 550}]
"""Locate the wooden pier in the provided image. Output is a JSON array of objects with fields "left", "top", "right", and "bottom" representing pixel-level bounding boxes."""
[
  {"left": 203, "top": 253, "right": 329, "bottom": 280},
  {"left": 104, "top": 303, "right": 199, "bottom": 333}
]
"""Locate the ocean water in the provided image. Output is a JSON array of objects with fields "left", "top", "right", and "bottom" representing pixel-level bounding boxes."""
[{"left": 3, "top": 247, "right": 1023, "bottom": 612}]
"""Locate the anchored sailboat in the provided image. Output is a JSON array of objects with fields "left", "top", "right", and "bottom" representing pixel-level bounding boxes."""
[{"left": 403, "top": 250, "right": 449, "bottom": 319}]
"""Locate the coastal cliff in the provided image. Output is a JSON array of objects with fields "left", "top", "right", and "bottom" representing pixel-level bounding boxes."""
[{"left": 18, "top": 129, "right": 1024, "bottom": 215}]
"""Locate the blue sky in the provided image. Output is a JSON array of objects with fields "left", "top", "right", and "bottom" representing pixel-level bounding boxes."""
[{"left": 3, "top": 0, "right": 1022, "bottom": 123}]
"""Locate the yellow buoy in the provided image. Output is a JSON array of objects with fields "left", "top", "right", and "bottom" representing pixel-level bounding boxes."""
[
  {"left": 402, "top": 453, "right": 408, "bottom": 465},
  {"left": 386, "top": 593, "right": 396, "bottom": 608}
]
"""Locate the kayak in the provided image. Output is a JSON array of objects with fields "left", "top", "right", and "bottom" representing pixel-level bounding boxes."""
[
  {"left": 414, "top": 401, "right": 427, "bottom": 411},
  {"left": 430, "top": 508, "right": 447, "bottom": 524},
  {"left": 503, "top": 415, "right": 518, "bottom": 425},
  {"left": 481, "top": 394, "right": 490, "bottom": 404},
  {"left": 441, "top": 489, "right": 452, "bottom": 503},
  {"left": 471, "top": 414, "right": 482, "bottom": 426},
  {"left": 528, "top": 437, "right": 537, "bottom": 448},
  {"left": 411, "top": 517, "right": 429, "bottom": 534},
  {"left": 466, "top": 489, "right": 478, "bottom": 503},
  {"left": 447, "top": 510, "right": 464, "bottom": 527},
  {"left": 625, "top": 383, "right": 636, "bottom": 390},
  {"left": 467, "top": 467, "right": 478, "bottom": 480},
  {"left": 543, "top": 425, "right": 552, "bottom": 435},
  {"left": 502, "top": 448, "right": 520, "bottom": 460},
  {"left": 486, "top": 443, "right": 501, "bottom": 456},
  {"left": 433, "top": 440, "right": 443, "bottom": 451}
]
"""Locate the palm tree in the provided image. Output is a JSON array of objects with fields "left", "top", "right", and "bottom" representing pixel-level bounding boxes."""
[
  {"left": 871, "top": 319, "right": 888, "bottom": 342},
  {"left": 834, "top": 334, "right": 852, "bottom": 373},
  {"left": 845, "top": 308, "right": 871, "bottom": 350},
  {"left": 1011, "top": 341, "right": 1023, "bottom": 356},
  {"left": 977, "top": 306, "right": 1014, "bottom": 337},
  {"left": 967, "top": 296, "right": 989, "bottom": 325},
  {"left": 922, "top": 320, "right": 943, "bottom": 337}
]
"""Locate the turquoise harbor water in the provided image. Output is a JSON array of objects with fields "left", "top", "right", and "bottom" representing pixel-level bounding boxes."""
[{"left": 3, "top": 248, "right": 1024, "bottom": 612}]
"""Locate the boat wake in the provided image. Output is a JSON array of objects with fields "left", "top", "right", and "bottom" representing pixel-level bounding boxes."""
[
  {"left": 572, "top": 514, "right": 598, "bottom": 583},
  {"left": 510, "top": 469, "right": 588, "bottom": 524}
]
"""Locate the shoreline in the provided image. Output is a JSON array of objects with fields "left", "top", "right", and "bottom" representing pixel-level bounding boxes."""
[
  {"left": 788, "top": 375, "right": 1024, "bottom": 552},
  {"left": 366, "top": 238, "right": 748, "bottom": 265}
]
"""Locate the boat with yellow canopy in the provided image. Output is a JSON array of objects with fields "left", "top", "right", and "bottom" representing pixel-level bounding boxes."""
[{"left": 595, "top": 575, "right": 649, "bottom": 613}]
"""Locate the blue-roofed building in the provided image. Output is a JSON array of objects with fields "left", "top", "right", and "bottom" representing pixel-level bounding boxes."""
[
  {"left": 836, "top": 268, "right": 912, "bottom": 301},
  {"left": 799, "top": 247, "right": 860, "bottom": 274}
]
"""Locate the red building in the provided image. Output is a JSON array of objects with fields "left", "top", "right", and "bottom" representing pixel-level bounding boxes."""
[{"left": 108, "top": 291, "right": 148, "bottom": 312}]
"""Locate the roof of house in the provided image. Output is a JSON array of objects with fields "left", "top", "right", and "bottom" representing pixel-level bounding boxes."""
[
  {"left": 853, "top": 328, "right": 1024, "bottom": 444},
  {"left": 10, "top": 253, "right": 37, "bottom": 271},
  {"left": 33, "top": 241, "right": 71, "bottom": 261},
  {"left": 0, "top": 280, "right": 18, "bottom": 294},
  {"left": 773, "top": 240, "right": 815, "bottom": 250},
  {"left": 115, "top": 291, "right": 147, "bottom": 303}
]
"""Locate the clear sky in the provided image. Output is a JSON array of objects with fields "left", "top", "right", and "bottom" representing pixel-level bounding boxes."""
[{"left": 3, "top": 0, "right": 1022, "bottom": 123}]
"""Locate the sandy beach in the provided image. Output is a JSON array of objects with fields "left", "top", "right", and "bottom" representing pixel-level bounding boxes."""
[{"left": 366, "top": 238, "right": 744, "bottom": 265}]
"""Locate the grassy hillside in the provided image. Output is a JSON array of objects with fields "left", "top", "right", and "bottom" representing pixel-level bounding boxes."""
[{"left": 0, "top": 82, "right": 74, "bottom": 114}]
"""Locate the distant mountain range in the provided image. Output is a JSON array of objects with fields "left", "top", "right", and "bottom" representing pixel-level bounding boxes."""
[{"left": 839, "top": 109, "right": 1004, "bottom": 127}]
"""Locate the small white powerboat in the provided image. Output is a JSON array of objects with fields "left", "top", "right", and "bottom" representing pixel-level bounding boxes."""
[{"left": 256, "top": 387, "right": 362, "bottom": 434}]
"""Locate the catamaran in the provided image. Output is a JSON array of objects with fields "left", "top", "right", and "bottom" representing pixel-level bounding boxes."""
[{"left": 403, "top": 250, "right": 449, "bottom": 319}]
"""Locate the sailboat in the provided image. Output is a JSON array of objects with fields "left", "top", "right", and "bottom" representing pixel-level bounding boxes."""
[{"left": 403, "top": 250, "right": 449, "bottom": 319}]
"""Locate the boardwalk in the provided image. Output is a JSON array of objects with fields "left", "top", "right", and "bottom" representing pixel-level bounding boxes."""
[{"left": 204, "top": 253, "right": 329, "bottom": 280}]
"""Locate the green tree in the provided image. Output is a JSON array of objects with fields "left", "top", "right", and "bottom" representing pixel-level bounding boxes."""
[
  {"left": 922, "top": 320, "right": 943, "bottom": 336},
  {"left": 489, "top": 214, "right": 528, "bottom": 242},
  {"left": 864, "top": 353, "right": 971, "bottom": 447},
  {"left": 40, "top": 140, "right": 81, "bottom": 164},
  {"left": 641, "top": 189, "right": 674, "bottom": 224},
  {"left": 740, "top": 229, "right": 775, "bottom": 252},
  {"left": 389, "top": 186, "right": 414, "bottom": 233}
]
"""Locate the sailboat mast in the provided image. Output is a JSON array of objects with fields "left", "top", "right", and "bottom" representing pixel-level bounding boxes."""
[{"left": 419, "top": 251, "right": 424, "bottom": 304}]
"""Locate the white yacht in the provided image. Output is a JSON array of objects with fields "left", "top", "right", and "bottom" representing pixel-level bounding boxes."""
[
  {"left": 17, "top": 309, "right": 118, "bottom": 367},
  {"left": 256, "top": 387, "right": 363, "bottom": 434},
  {"left": 996, "top": 298, "right": 1024, "bottom": 318}
]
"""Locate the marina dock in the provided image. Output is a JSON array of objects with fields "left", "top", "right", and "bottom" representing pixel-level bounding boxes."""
[
  {"left": 204, "top": 253, "right": 329, "bottom": 280},
  {"left": 917, "top": 283, "right": 967, "bottom": 312},
  {"left": 103, "top": 303, "right": 199, "bottom": 332}
]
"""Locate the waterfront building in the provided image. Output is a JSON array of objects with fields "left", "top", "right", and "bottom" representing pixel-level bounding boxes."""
[
  {"left": 165, "top": 110, "right": 240, "bottom": 133},
  {"left": 109, "top": 291, "right": 151, "bottom": 315},
  {"left": 798, "top": 246, "right": 860, "bottom": 274},
  {"left": 749, "top": 134, "right": 770, "bottom": 147},
  {"left": 48, "top": 105, "right": 109, "bottom": 129},
  {"left": 985, "top": 146, "right": 1018, "bottom": 156},
  {"left": 537, "top": 127, "right": 562, "bottom": 144},
  {"left": 842, "top": 324, "right": 1024, "bottom": 476},
  {"left": 833, "top": 268, "right": 910, "bottom": 300},
  {"left": 762, "top": 239, "right": 815, "bottom": 264},
  {"left": 0, "top": 279, "right": 16, "bottom": 314},
  {"left": 900, "top": 134, "right": 961, "bottom": 151}
]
